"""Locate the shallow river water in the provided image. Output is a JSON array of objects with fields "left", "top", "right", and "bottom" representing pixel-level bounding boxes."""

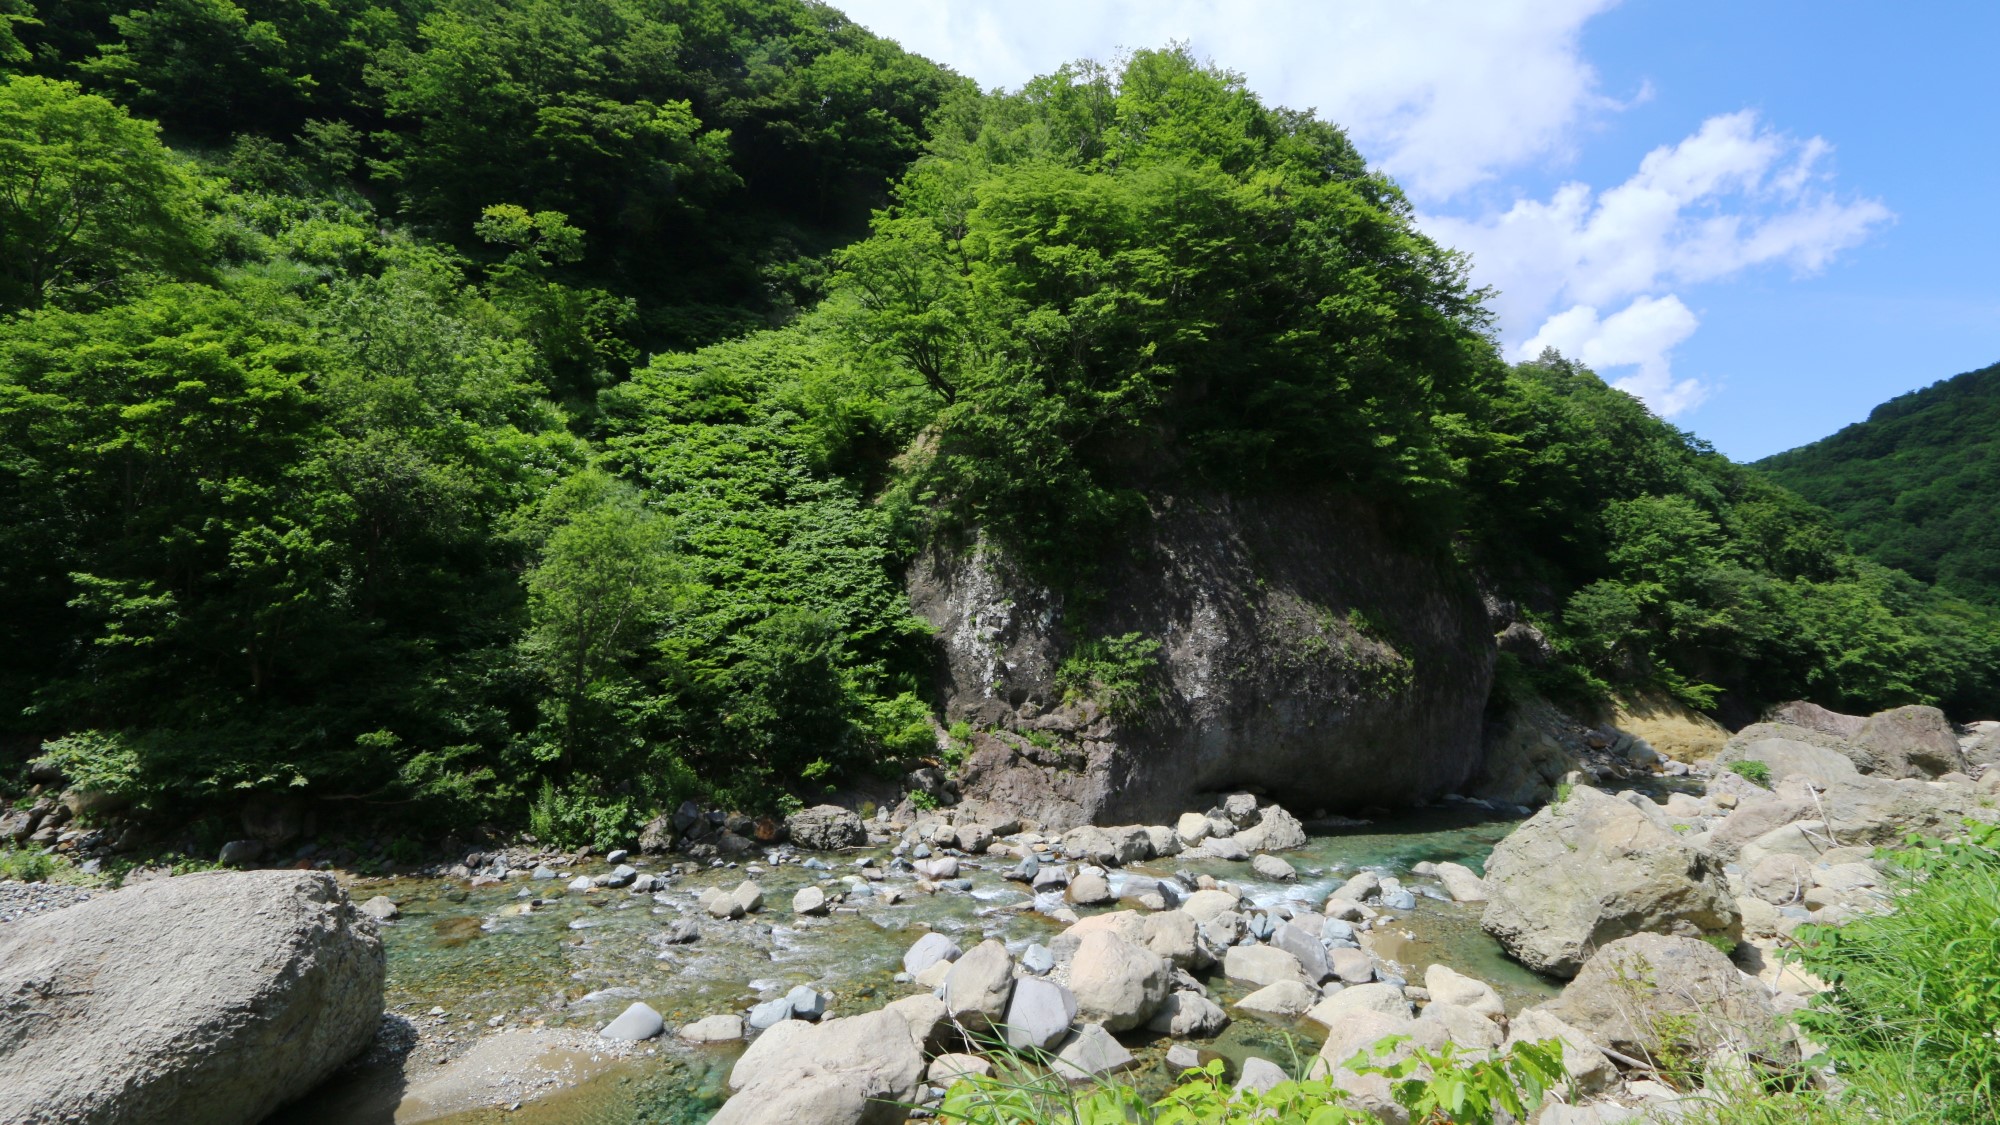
[{"left": 301, "top": 806, "right": 1554, "bottom": 1124}]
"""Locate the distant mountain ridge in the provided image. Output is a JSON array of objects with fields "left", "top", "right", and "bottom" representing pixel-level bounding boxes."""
[{"left": 1759, "top": 361, "right": 2000, "bottom": 610}]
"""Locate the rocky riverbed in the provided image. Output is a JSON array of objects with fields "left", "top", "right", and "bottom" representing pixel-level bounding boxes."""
[{"left": 4, "top": 700, "right": 1992, "bottom": 1124}]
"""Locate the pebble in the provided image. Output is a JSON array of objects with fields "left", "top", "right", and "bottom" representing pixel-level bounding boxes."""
[{"left": 0, "top": 881, "right": 94, "bottom": 924}]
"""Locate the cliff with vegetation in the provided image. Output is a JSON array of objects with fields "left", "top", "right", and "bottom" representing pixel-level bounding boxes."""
[{"left": 0, "top": 2, "right": 1995, "bottom": 848}]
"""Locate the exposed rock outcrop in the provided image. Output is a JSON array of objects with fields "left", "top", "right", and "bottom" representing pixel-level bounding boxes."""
[
  {"left": 1719, "top": 701, "right": 1967, "bottom": 781},
  {"left": 907, "top": 493, "right": 1495, "bottom": 828},
  {"left": 0, "top": 870, "right": 385, "bottom": 1125}
]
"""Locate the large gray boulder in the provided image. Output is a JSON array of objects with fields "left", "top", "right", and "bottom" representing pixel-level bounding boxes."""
[
  {"left": 717, "top": 1007, "right": 927, "bottom": 1125},
  {"left": 1853, "top": 705, "right": 1965, "bottom": 777},
  {"left": 785, "top": 805, "right": 867, "bottom": 851},
  {"left": 1714, "top": 737, "right": 1859, "bottom": 788},
  {"left": 1551, "top": 933, "right": 1795, "bottom": 1066},
  {"left": 1066, "top": 931, "right": 1169, "bottom": 1032},
  {"left": 0, "top": 870, "right": 385, "bottom": 1125},
  {"left": 1726, "top": 703, "right": 1966, "bottom": 781},
  {"left": 942, "top": 940, "right": 1015, "bottom": 1034},
  {"left": 1480, "top": 785, "right": 1737, "bottom": 978}
]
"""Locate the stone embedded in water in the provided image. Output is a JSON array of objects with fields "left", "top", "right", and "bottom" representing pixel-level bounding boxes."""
[
  {"left": 1237, "top": 1056, "right": 1288, "bottom": 1094},
  {"left": 903, "top": 932, "right": 962, "bottom": 976},
  {"left": 566, "top": 877, "right": 593, "bottom": 893},
  {"left": 747, "top": 997, "right": 795, "bottom": 1030},
  {"left": 678, "top": 1014, "right": 744, "bottom": 1043},
  {"left": 792, "top": 885, "right": 829, "bottom": 915},
  {"left": 784, "top": 985, "right": 827, "bottom": 1020},
  {"left": 601, "top": 1001, "right": 665, "bottom": 1041},
  {"left": 604, "top": 849, "right": 629, "bottom": 865},
  {"left": 1321, "top": 917, "right": 1358, "bottom": 946},
  {"left": 1270, "top": 922, "right": 1331, "bottom": 983},
  {"left": 1007, "top": 854, "right": 1040, "bottom": 883},
  {"left": 1249, "top": 854, "right": 1296, "bottom": 882},
  {"left": 1166, "top": 1043, "right": 1203, "bottom": 1072},
  {"left": 358, "top": 896, "right": 399, "bottom": 921},
  {"left": 530, "top": 865, "right": 556, "bottom": 880},
  {"left": 596, "top": 864, "right": 637, "bottom": 889}
]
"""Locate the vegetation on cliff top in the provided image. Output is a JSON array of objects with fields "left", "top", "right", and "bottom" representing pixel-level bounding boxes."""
[{"left": 0, "top": 3, "right": 1993, "bottom": 841}]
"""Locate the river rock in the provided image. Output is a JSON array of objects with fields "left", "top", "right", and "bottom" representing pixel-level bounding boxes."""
[
  {"left": 217, "top": 839, "right": 264, "bottom": 867},
  {"left": 1175, "top": 811, "right": 1212, "bottom": 846},
  {"left": 1068, "top": 869, "right": 1113, "bottom": 905},
  {"left": 1715, "top": 736, "right": 1859, "bottom": 788},
  {"left": 1505, "top": 1006, "right": 1617, "bottom": 1094},
  {"left": 1237, "top": 1056, "right": 1288, "bottom": 1094},
  {"left": 955, "top": 824, "right": 994, "bottom": 854},
  {"left": 1147, "top": 990, "right": 1231, "bottom": 1038},
  {"left": 1180, "top": 888, "right": 1239, "bottom": 924},
  {"left": 1423, "top": 964, "right": 1503, "bottom": 1022},
  {"left": 1854, "top": 705, "right": 1965, "bottom": 777},
  {"left": 748, "top": 996, "right": 796, "bottom": 1030},
  {"left": 1052, "top": 1023, "right": 1135, "bottom": 1083},
  {"left": 1551, "top": 933, "right": 1795, "bottom": 1065},
  {"left": 679, "top": 1014, "right": 745, "bottom": 1043},
  {"left": 943, "top": 939, "right": 1016, "bottom": 1033},
  {"left": 716, "top": 1008, "right": 926, "bottom": 1125},
  {"left": 358, "top": 895, "right": 399, "bottom": 921},
  {"left": 1001, "top": 977, "right": 1079, "bottom": 1051},
  {"left": 0, "top": 870, "right": 384, "bottom": 1125},
  {"left": 1745, "top": 853, "right": 1812, "bottom": 904},
  {"left": 1328, "top": 946, "right": 1374, "bottom": 983},
  {"left": 903, "top": 932, "right": 962, "bottom": 976},
  {"left": 1020, "top": 942, "right": 1055, "bottom": 975},
  {"left": 793, "top": 885, "right": 830, "bottom": 915},
  {"left": 928, "top": 1053, "right": 993, "bottom": 1085},
  {"left": 1235, "top": 980, "right": 1319, "bottom": 1018},
  {"left": 1250, "top": 854, "right": 1296, "bottom": 881},
  {"left": 1419, "top": 1000, "right": 1503, "bottom": 1049},
  {"left": 1223, "top": 944, "right": 1312, "bottom": 990},
  {"left": 1235, "top": 804, "right": 1309, "bottom": 852},
  {"left": 1067, "top": 930, "right": 1169, "bottom": 1032},
  {"left": 1307, "top": 982, "right": 1413, "bottom": 1029},
  {"left": 1271, "top": 922, "right": 1332, "bottom": 983},
  {"left": 786, "top": 805, "right": 867, "bottom": 851},
  {"left": 1480, "top": 784, "right": 1738, "bottom": 977},
  {"left": 602, "top": 1001, "right": 665, "bottom": 1041},
  {"left": 1433, "top": 861, "right": 1488, "bottom": 903},
  {"left": 1333, "top": 871, "right": 1380, "bottom": 904}
]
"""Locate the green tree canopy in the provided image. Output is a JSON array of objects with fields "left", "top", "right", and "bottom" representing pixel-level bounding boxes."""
[{"left": 0, "top": 74, "right": 206, "bottom": 310}]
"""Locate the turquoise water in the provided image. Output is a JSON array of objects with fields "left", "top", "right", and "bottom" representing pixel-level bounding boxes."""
[{"left": 310, "top": 805, "right": 1552, "bottom": 1123}]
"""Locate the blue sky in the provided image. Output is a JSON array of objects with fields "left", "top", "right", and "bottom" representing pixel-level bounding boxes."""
[{"left": 835, "top": 1, "right": 1999, "bottom": 460}]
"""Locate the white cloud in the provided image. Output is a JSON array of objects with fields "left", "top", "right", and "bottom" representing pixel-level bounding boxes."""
[
  {"left": 1520, "top": 296, "right": 1707, "bottom": 414},
  {"left": 1426, "top": 111, "right": 1892, "bottom": 415},
  {"left": 835, "top": 0, "right": 1622, "bottom": 198}
]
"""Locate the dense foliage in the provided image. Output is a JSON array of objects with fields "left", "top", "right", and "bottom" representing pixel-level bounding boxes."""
[
  {"left": 0, "top": 8, "right": 1993, "bottom": 841},
  {"left": 1759, "top": 362, "right": 2000, "bottom": 612},
  {"left": 1468, "top": 353, "right": 2000, "bottom": 718}
]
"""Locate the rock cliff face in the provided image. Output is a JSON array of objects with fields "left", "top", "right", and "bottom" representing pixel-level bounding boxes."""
[{"left": 907, "top": 493, "right": 1494, "bottom": 829}]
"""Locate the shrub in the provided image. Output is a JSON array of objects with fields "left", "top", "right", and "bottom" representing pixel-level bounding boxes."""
[
  {"left": 1727, "top": 760, "right": 1772, "bottom": 787},
  {"left": 0, "top": 847, "right": 55, "bottom": 883}
]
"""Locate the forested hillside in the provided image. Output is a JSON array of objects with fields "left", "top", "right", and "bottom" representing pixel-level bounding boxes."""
[
  {"left": 1760, "top": 361, "right": 2000, "bottom": 612},
  {"left": 1, "top": 1, "right": 1993, "bottom": 846}
]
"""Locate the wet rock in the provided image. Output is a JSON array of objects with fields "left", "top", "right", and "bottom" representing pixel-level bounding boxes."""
[
  {"left": 1480, "top": 785, "right": 1738, "bottom": 978},
  {"left": 595, "top": 864, "right": 637, "bottom": 889},
  {"left": 793, "top": 885, "right": 830, "bottom": 916},
  {"left": 0, "top": 870, "right": 383, "bottom": 1125},
  {"left": 730, "top": 880, "right": 765, "bottom": 914},
  {"left": 602, "top": 1002, "right": 665, "bottom": 1041},
  {"left": 1237, "top": 1056, "right": 1288, "bottom": 1094},
  {"left": 358, "top": 896, "right": 399, "bottom": 921}
]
